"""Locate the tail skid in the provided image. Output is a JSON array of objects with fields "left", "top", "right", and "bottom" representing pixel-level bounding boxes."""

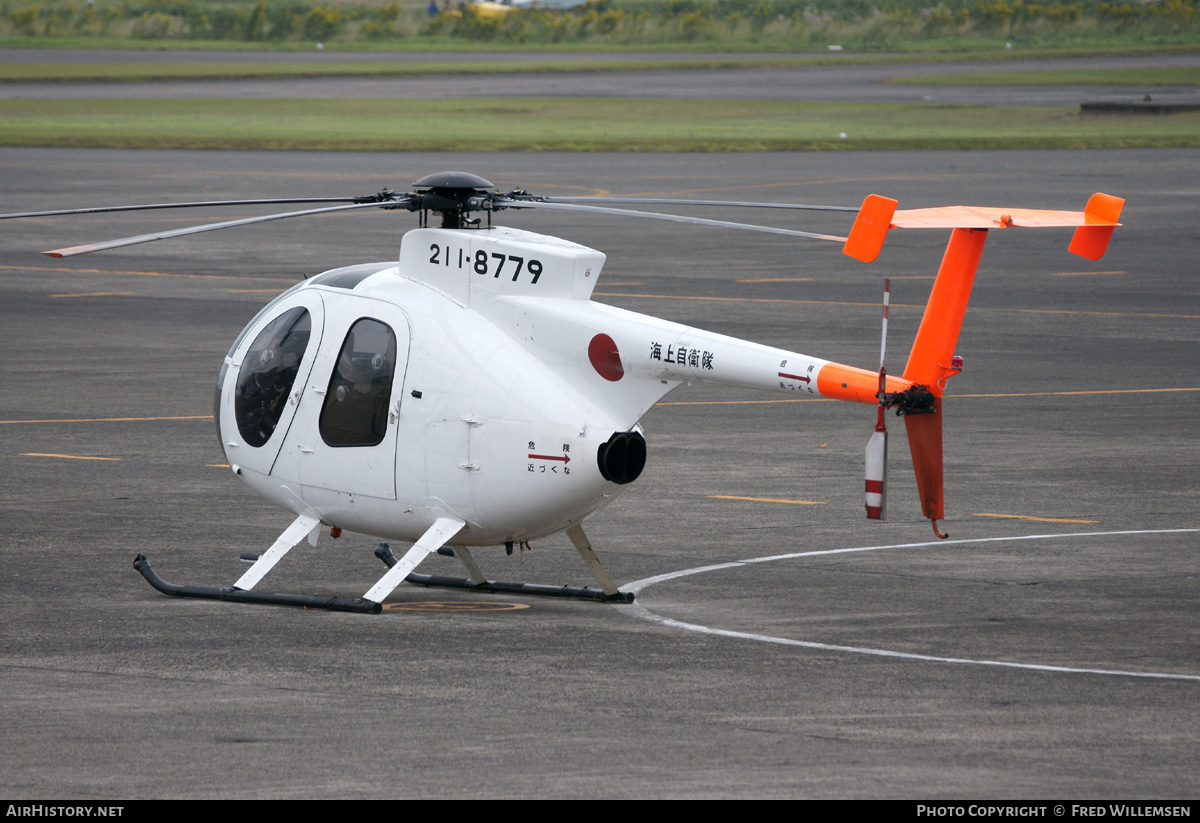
[{"left": 844, "top": 192, "right": 1124, "bottom": 535}]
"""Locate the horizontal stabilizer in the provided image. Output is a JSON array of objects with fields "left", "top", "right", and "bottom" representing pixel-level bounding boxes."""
[
  {"left": 888, "top": 203, "right": 1118, "bottom": 230},
  {"left": 842, "top": 192, "right": 1123, "bottom": 263}
]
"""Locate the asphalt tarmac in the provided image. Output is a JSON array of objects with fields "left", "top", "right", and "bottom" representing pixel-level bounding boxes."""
[
  {"left": 1, "top": 148, "right": 1198, "bottom": 798},
  {"left": 2, "top": 50, "right": 1198, "bottom": 105}
]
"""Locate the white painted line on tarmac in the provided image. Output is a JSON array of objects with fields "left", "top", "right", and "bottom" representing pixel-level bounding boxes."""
[{"left": 617, "top": 528, "right": 1200, "bottom": 682}]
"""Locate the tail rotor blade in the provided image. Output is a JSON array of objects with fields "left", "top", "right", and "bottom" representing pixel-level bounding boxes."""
[
  {"left": 865, "top": 428, "right": 887, "bottom": 520},
  {"left": 879, "top": 277, "right": 890, "bottom": 372},
  {"left": 865, "top": 278, "right": 891, "bottom": 521}
]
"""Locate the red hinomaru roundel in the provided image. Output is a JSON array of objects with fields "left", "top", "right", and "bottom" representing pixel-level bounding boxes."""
[{"left": 588, "top": 333, "right": 624, "bottom": 382}]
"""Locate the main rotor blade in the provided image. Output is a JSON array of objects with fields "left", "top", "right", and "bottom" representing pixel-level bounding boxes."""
[
  {"left": 539, "top": 196, "right": 856, "bottom": 213},
  {"left": 501, "top": 199, "right": 848, "bottom": 243},
  {"left": 2, "top": 195, "right": 393, "bottom": 221},
  {"left": 43, "top": 200, "right": 406, "bottom": 258}
]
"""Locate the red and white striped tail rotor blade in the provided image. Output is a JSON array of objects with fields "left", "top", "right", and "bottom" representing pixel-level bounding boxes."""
[
  {"left": 865, "top": 278, "right": 891, "bottom": 520},
  {"left": 879, "top": 278, "right": 890, "bottom": 373},
  {"left": 865, "top": 429, "right": 888, "bottom": 520}
]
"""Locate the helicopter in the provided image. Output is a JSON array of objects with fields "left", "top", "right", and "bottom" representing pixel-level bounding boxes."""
[{"left": 1, "top": 171, "right": 1124, "bottom": 614}]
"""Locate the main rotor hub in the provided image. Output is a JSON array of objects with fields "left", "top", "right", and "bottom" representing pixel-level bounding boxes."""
[{"left": 412, "top": 171, "right": 496, "bottom": 229}]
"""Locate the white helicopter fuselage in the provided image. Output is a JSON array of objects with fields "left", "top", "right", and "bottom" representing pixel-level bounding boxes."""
[
  {"left": 215, "top": 225, "right": 888, "bottom": 547},
  {"left": 8, "top": 175, "right": 1122, "bottom": 608}
]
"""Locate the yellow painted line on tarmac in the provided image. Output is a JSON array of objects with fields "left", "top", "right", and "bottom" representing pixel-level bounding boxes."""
[
  {"left": 1, "top": 264, "right": 294, "bottom": 283},
  {"left": 736, "top": 277, "right": 813, "bottom": 283},
  {"left": 658, "top": 387, "right": 1200, "bottom": 407},
  {"left": 0, "top": 415, "right": 209, "bottom": 425},
  {"left": 21, "top": 452, "right": 120, "bottom": 461},
  {"left": 49, "top": 291, "right": 139, "bottom": 298},
  {"left": 595, "top": 291, "right": 1200, "bottom": 320},
  {"left": 208, "top": 463, "right": 231, "bottom": 468},
  {"left": 994, "top": 307, "right": 1195, "bottom": 318},
  {"left": 596, "top": 291, "right": 878, "bottom": 309},
  {"left": 1052, "top": 270, "right": 1125, "bottom": 277},
  {"left": 954, "top": 387, "right": 1200, "bottom": 399},
  {"left": 709, "top": 495, "right": 826, "bottom": 506},
  {"left": 974, "top": 513, "right": 1099, "bottom": 524}
]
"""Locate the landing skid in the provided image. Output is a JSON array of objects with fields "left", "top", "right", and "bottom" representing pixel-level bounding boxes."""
[
  {"left": 133, "top": 513, "right": 464, "bottom": 614},
  {"left": 133, "top": 554, "right": 382, "bottom": 614},
  {"left": 378, "top": 544, "right": 635, "bottom": 603},
  {"left": 133, "top": 515, "right": 633, "bottom": 612}
]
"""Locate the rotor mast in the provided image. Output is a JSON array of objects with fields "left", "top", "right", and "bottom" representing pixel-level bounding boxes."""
[{"left": 410, "top": 170, "right": 497, "bottom": 229}]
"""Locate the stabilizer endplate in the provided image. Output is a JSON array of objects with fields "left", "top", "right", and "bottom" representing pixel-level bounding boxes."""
[
  {"left": 843, "top": 195, "right": 898, "bottom": 263},
  {"left": 1068, "top": 192, "right": 1125, "bottom": 261}
]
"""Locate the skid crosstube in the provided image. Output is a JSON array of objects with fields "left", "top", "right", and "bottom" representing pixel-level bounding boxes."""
[
  {"left": 133, "top": 554, "right": 383, "bottom": 614},
  {"left": 377, "top": 544, "right": 635, "bottom": 604}
]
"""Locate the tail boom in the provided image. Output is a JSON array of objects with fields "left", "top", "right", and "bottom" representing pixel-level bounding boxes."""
[{"left": 817, "top": 362, "right": 911, "bottom": 405}]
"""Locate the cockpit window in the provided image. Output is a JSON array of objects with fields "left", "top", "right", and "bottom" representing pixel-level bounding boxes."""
[
  {"left": 320, "top": 318, "right": 397, "bottom": 447},
  {"left": 215, "top": 282, "right": 306, "bottom": 427},
  {"left": 234, "top": 307, "right": 312, "bottom": 448}
]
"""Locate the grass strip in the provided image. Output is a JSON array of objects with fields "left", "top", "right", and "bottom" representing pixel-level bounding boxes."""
[
  {"left": 886, "top": 67, "right": 1200, "bottom": 86},
  {"left": 1, "top": 98, "right": 1197, "bottom": 151}
]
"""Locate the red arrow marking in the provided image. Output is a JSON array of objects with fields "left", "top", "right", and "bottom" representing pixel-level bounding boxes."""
[
  {"left": 529, "top": 453, "right": 570, "bottom": 464},
  {"left": 779, "top": 372, "right": 811, "bottom": 383}
]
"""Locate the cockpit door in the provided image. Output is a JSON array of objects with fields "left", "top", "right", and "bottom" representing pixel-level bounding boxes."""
[
  {"left": 276, "top": 295, "right": 411, "bottom": 501},
  {"left": 218, "top": 290, "right": 325, "bottom": 478}
]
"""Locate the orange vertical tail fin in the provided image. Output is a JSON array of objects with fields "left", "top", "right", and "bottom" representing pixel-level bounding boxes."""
[
  {"left": 902, "top": 228, "right": 988, "bottom": 394},
  {"left": 900, "top": 228, "right": 987, "bottom": 533}
]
